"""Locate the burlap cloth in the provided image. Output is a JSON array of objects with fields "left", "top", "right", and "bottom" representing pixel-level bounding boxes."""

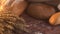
[{"left": 21, "top": 13, "right": 60, "bottom": 34}]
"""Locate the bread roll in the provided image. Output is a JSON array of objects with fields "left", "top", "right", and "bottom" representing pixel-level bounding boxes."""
[
  {"left": 49, "top": 12, "right": 60, "bottom": 25},
  {"left": 27, "top": 3, "right": 56, "bottom": 20}
]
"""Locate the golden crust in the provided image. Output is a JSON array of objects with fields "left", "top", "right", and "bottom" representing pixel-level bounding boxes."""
[{"left": 49, "top": 12, "right": 60, "bottom": 25}]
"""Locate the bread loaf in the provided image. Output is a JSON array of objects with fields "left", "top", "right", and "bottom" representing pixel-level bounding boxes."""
[
  {"left": 49, "top": 12, "right": 60, "bottom": 25},
  {"left": 0, "top": 0, "right": 28, "bottom": 16},
  {"left": 27, "top": 3, "right": 56, "bottom": 20}
]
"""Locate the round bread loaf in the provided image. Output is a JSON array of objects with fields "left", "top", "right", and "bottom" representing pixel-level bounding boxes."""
[
  {"left": 11, "top": 0, "right": 28, "bottom": 16},
  {"left": 0, "top": 0, "right": 28, "bottom": 16},
  {"left": 0, "top": 0, "right": 28, "bottom": 34}
]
